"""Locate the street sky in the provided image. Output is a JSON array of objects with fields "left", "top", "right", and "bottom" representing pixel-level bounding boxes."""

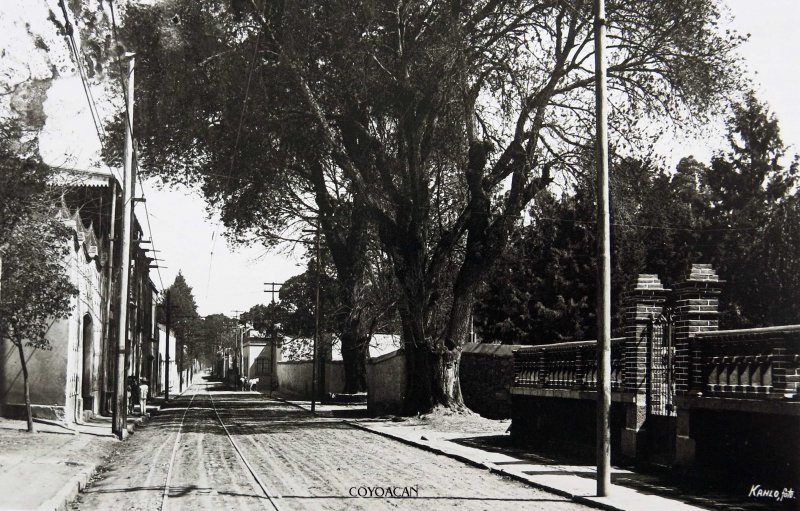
[{"left": 1, "top": 0, "right": 797, "bottom": 316}]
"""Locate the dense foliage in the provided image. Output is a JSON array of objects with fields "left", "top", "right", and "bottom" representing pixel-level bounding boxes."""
[
  {"left": 475, "top": 95, "right": 799, "bottom": 343},
  {"left": 110, "top": 0, "right": 742, "bottom": 412}
]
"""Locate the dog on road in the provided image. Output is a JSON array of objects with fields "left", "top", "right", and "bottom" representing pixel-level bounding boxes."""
[{"left": 248, "top": 377, "right": 259, "bottom": 391}]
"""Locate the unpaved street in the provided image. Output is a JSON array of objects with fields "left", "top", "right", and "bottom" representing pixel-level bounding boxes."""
[{"left": 71, "top": 381, "right": 590, "bottom": 510}]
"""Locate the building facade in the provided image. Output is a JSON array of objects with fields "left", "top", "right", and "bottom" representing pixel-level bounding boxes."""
[{"left": 0, "top": 168, "right": 158, "bottom": 425}]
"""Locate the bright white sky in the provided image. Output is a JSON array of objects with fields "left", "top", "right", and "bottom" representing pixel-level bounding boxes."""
[{"left": 1, "top": 0, "right": 798, "bottom": 316}]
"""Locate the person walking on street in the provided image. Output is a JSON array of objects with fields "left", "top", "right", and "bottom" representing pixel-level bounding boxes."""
[{"left": 139, "top": 378, "right": 149, "bottom": 416}]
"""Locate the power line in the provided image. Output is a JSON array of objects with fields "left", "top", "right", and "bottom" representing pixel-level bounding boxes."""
[
  {"left": 206, "top": 29, "right": 263, "bottom": 299},
  {"left": 141, "top": 196, "right": 165, "bottom": 291},
  {"left": 56, "top": 0, "right": 123, "bottom": 185},
  {"left": 531, "top": 216, "right": 761, "bottom": 232},
  {"left": 108, "top": 0, "right": 134, "bottom": 138}
]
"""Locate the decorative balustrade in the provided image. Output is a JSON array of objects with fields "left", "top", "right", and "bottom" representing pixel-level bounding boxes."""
[
  {"left": 690, "top": 325, "right": 800, "bottom": 399},
  {"left": 513, "top": 338, "right": 627, "bottom": 392}
]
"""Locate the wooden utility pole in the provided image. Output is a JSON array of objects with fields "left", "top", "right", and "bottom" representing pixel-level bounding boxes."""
[
  {"left": 101, "top": 182, "right": 117, "bottom": 415},
  {"left": 264, "top": 282, "right": 282, "bottom": 304},
  {"left": 164, "top": 289, "right": 172, "bottom": 402},
  {"left": 232, "top": 310, "right": 245, "bottom": 379},
  {"left": 311, "top": 224, "right": 321, "bottom": 413},
  {"left": 113, "top": 53, "right": 135, "bottom": 439},
  {"left": 178, "top": 331, "right": 183, "bottom": 393},
  {"left": 594, "top": 0, "right": 612, "bottom": 497}
]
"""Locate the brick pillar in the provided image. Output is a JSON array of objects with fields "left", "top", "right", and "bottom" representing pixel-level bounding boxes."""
[
  {"left": 622, "top": 274, "right": 670, "bottom": 394},
  {"left": 673, "top": 264, "right": 722, "bottom": 395},
  {"left": 620, "top": 274, "right": 669, "bottom": 461},
  {"left": 673, "top": 263, "right": 723, "bottom": 468}
]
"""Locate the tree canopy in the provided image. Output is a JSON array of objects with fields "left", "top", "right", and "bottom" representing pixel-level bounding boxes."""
[
  {"left": 112, "top": 0, "right": 743, "bottom": 413},
  {"left": 475, "top": 94, "right": 800, "bottom": 343},
  {"left": 161, "top": 272, "right": 203, "bottom": 366}
]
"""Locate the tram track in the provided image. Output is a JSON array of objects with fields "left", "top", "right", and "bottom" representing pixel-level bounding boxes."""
[
  {"left": 208, "top": 390, "right": 283, "bottom": 511},
  {"left": 159, "top": 383, "right": 282, "bottom": 511},
  {"left": 73, "top": 380, "right": 586, "bottom": 511}
]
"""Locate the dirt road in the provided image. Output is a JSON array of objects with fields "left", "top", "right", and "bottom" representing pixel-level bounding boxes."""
[{"left": 71, "top": 381, "right": 590, "bottom": 510}]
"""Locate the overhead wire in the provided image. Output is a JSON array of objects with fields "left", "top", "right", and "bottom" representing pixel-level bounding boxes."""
[
  {"left": 56, "top": 0, "right": 123, "bottom": 185},
  {"left": 107, "top": 0, "right": 167, "bottom": 292},
  {"left": 530, "top": 216, "right": 761, "bottom": 232},
  {"left": 206, "top": 26, "right": 263, "bottom": 300}
]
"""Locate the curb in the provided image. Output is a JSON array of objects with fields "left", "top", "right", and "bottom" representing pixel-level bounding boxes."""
[
  {"left": 38, "top": 463, "right": 96, "bottom": 511},
  {"left": 33, "top": 382, "right": 200, "bottom": 511},
  {"left": 347, "top": 421, "right": 626, "bottom": 511}
]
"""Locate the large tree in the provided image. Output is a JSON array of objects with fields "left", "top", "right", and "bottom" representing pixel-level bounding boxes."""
[
  {"left": 476, "top": 94, "right": 800, "bottom": 342},
  {"left": 112, "top": 0, "right": 741, "bottom": 413},
  {"left": 697, "top": 94, "right": 799, "bottom": 327},
  {"left": 161, "top": 273, "right": 201, "bottom": 376},
  {"left": 0, "top": 209, "right": 77, "bottom": 432}
]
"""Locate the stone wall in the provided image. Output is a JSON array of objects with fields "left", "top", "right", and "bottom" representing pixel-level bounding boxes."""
[
  {"left": 460, "top": 343, "right": 515, "bottom": 419},
  {"left": 366, "top": 349, "right": 406, "bottom": 415},
  {"left": 511, "top": 395, "right": 627, "bottom": 462},
  {"left": 276, "top": 361, "right": 314, "bottom": 398},
  {"left": 324, "top": 361, "right": 346, "bottom": 395},
  {"left": 276, "top": 360, "right": 346, "bottom": 398}
]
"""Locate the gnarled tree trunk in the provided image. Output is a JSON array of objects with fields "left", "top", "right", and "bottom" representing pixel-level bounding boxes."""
[{"left": 340, "top": 326, "right": 369, "bottom": 393}]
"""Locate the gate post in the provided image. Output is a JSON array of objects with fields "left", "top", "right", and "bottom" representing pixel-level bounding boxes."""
[
  {"left": 621, "top": 274, "right": 668, "bottom": 461},
  {"left": 673, "top": 264, "right": 722, "bottom": 468}
]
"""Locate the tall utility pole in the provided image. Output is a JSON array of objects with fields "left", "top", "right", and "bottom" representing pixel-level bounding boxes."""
[
  {"left": 113, "top": 53, "right": 135, "bottom": 439},
  {"left": 311, "top": 223, "right": 321, "bottom": 413},
  {"left": 594, "top": 0, "right": 612, "bottom": 497},
  {"left": 264, "top": 282, "right": 282, "bottom": 304},
  {"left": 101, "top": 182, "right": 117, "bottom": 416},
  {"left": 178, "top": 333, "right": 183, "bottom": 393},
  {"left": 232, "top": 310, "right": 245, "bottom": 378},
  {"left": 164, "top": 289, "right": 172, "bottom": 402}
]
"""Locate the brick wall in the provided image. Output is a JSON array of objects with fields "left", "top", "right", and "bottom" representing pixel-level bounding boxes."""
[
  {"left": 460, "top": 343, "right": 515, "bottom": 419},
  {"left": 673, "top": 264, "right": 723, "bottom": 394}
]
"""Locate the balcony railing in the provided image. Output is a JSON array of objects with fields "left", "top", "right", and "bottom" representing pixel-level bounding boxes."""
[
  {"left": 513, "top": 338, "right": 627, "bottom": 392},
  {"left": 691, "top": 325, "right": 800, "bottom": 399}
]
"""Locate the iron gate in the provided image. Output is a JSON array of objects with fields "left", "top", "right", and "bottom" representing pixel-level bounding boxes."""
[
  {"left": 645, "top": 311, "right": 677, "bottom": 465},
  {"left": 647, "top": 311, "right": 676, "bottom": 416}
]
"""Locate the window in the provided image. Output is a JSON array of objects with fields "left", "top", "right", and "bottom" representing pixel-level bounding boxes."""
[{"left": 255, "top": 357, "right": 270, "bottom": 375}]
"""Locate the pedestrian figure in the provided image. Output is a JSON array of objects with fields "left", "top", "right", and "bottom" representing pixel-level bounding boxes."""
[
  {"left": 127, "top": 376, "right": 139, "bottom": 415},
  {"left": 139, "top": 378, "right": 149, "bottom": 416}
]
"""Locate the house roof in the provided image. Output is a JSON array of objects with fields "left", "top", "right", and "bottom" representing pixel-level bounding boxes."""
[{"left": 50, "top": 166, "right": 121, "bottom": 188}]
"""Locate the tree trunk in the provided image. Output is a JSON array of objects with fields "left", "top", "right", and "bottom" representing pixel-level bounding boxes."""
[
  {"left": 15, "top": 342, "right": 33, "bottom": 432},
  {"left": 399, "top": 305, "right": 467, "bottom": 415},
  {"left": 402, "top": 342, "right": 464, "bottom": 415},
  {"left": 340, "top": 327, "right": 368, "bottom": 393}
]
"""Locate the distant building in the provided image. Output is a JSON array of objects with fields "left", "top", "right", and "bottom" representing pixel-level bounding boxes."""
[
  {"left": 242, "top": 328, "right": 280, "bottom": 390},
  {"left": 152, "top": 323, "right": 179, "bottom": 397}
]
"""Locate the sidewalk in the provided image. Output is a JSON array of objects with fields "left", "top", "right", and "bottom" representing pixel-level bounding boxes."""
[
  {"left": 0, "top": 413, "right": 146, "bottom": 511},
  {"left": 279, "top": 398, "right": 780, "bottom": 511},
  {"left": 0, "top": 376, "right": 200, "bottom": 510}
]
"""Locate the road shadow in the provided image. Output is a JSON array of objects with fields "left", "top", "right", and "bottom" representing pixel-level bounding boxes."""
[
  {"left": 144, "top": 390, "right": 358, "bottom": 437},
  {"left": 453, "top": 434, "right": 793, "bottom": 511}
]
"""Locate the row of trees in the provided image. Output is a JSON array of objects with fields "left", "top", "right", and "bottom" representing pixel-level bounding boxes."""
[
  {"left": 110, "top": 0, "right": 746, "bottom": 413},
  {"left": 475, "top": 94, "right": 800, "bottom": 343},
  {"left": 159, "top": 272, "right": 242, "bottom": 372}
]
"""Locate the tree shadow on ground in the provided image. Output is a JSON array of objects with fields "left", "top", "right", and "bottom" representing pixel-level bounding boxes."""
[{"left": 453, "top": 435, "right": 791, "bottom": 511}]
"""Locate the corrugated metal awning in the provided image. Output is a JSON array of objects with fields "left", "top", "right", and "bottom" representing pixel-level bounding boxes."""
[{"left": 51, "top": 167, "right": 121, "bottom": 188}]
